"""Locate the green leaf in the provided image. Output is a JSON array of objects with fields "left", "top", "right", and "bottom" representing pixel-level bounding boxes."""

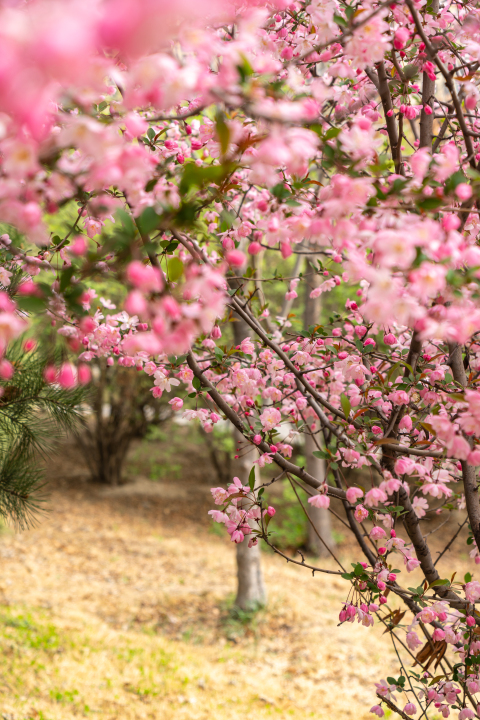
[
  {"left": 403, "top": 64, "right": 419, "bottom": 79},
  {"left": 313, "top": 450, "right": 329, "bottom": 460},
  {"left": 145, "top": 177, "right": 159, "bottom": 192},
  {"left": 137, "top": 207, "right": 160, "bottom": 236},
  {"left": 116, "top": 208, "right": 136, "bottom": 237},
  {"left": 168, "top": 257, "right": 184, "bottom": 282},
  {"left": 16, "top": 296, "right": 46, "bottom": 314},
  {"left": 215, "top": 110, "right": 230, "bottom": 156},
  {"left": 334, "top": 13, "right": 347, "bottom": 26},
  {"left": 214, "top": 346, "right": 224, "bottom": 362},
  {"left": 341, "top": 572, "right": 353, "bottom": 580},
  {"left": 429, "top": 578, "right": 450, "bottom": 587},
  {"left": 192, "top": 377, "right": 202, "bottom": 391},
  {"left": 340, "top": 393, "right": 351, "bottom": 419},
  {"left": 465, "top": 572, "right": 473, "bottom": 583},
  {"left": 417, "top": 196, "right": 443, "bottom": 211},
  {"left": 147, "top": 127, "right": 155, "bottom": 140},
  {"left": 248, "top": 467, "right": 256, "bottom": 491},
  {"left": 60, "top": 266, "right": 75, "bottom": 293},
  {"left": 324, "top": 127, "right": 341, "bottom": 141},
  {"left": 271, "top": 183, "right": 292, "bottom": 200},
  {"left": 179, "top": 163, "right": 230, "bottom": 194}
]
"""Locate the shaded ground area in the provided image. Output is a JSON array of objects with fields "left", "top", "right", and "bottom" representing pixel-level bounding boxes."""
[{"left": 0, "top": 435, "right": 472, "bottom": 720}]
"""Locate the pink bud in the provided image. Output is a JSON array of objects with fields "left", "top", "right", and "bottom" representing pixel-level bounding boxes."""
[
  {"left": 58, "top": 363, "right": 76, "bottom": 389},
  {"left": 384, "top": 333, "right": 397, "bottom": 345},
  {"left": 467, "top": 615, "right": 476, "bottom": 627},
  {"left": 456, "top": 183, "right": 473, "bottom": 201},
  {"left": 377, "top": 581, "right": 386, "bottom": 591},
  {"left": 267, "top": 506, "right": 276, "bottom": 517},
  {"left": 71, "top": 236, "right": 88, "bottom": 256},
  {"left": 379, "top": 595, "right": 387, "bottom": 604},
  {"left": 78, "top": 364, "right": 91, "bottom": 385},
  {"left": 124, "top": 290, "right": 148, "bottom": 316},
  {"left": 24, "top": 338, "right": 37, "bottom": 352},
  {"left": 432, "top": 628, "right": 445, "bottom": 642},
  {"left": 253, "top": 434, "right": 262, "bottom": 445},
  {"left": 0, "top": 360, "right": 14, "bottom": 380},
  {"left": 424, "top": 105, "right": 433, "bottom": 115},
  {"left": 248, "top": 242, "right": 262, "bottom": 255},
  {"left": 388, "top": 573, "right": 396, "bottom": 582},
  {"left": 280, "top": 241, "right": 293, "bottom": 259},
  {"left": 378, "top": 547, "right": 387, "bottom": 555},
  {"left": 270, "top": 445, "right": 278, "bottom": 453},
  {"left": 43, "top": 365, "right": 57, "bottom": 384},
  {"left": 399, "top": 415, "right": 413, "bottom": 431},
  {"left": 225, "top": 250, "right": 246, "bottom": 268},
  {"left": 339, "top": 609, "right": 347, "bottom": 622}
]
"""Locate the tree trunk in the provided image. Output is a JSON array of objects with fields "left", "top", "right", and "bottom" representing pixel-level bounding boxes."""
[
  {"left": 230, "top": 286, "right": 267, "bottom": 611},
  {"left": 304, "top": 258, "right": 335, "bottom": 557},
  {"left": 232, "top": 427, "right": 267, "bottom": 610},
  {"left": 305, "top": 432, "right": 333, "bottom": 557}
]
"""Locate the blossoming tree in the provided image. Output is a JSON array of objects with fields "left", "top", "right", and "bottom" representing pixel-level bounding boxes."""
[{"left": 4, "top": 0, "right": 480, "bottom": 715}]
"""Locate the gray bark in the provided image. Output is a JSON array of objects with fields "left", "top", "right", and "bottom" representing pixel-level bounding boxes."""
[
  {"left": 232, "top": 426, "right": 267, "bottom": 610},
  {"left": 230, "top": 279, "right": 267, "bottom": 611},
  {"left": 419, "top": 0, "right": 439, "bottom": 149},
  {"left": 304, "top": 259, "right": 335, "bottom": 557},
  {"left": 305, "top": 433, "right": 333, "bottom": 557}
]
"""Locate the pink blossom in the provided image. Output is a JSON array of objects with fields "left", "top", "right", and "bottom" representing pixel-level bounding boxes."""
[
  {"left": 406, "top": 631, "right": 422, "bottom": 651},
  {"left": 412, "top": 497, "right": 428, "bottom": 518},
  {"left": 456, "top": 183, "right": 473, "bottom": 201},
  {"left": 58, "top": 363, "right": 77, "bottom": 389},
  {"left": 126, "top": 261, "right": 163, "bottom": 293},
  {"left": 346, "top": 486, "right": 364, "bottom": 503},
  {"left": 169, "top": 397, "right": 184, "bottom": 411},
  {"left": 404, "top": 703, "right": 417, "bottom": 716},
  {"left": 370, "top": 526, "right": 386, "bottom": 540},
  {"left": 389, "top": 389, "right": 410, "bottom": 406},
  {"left": 308, "top": 494, "right": 330, "bottom": 509},
  {"left": 458, "top": 710, "right": 475, "bottom": 720},
  {"left": 465, "top": 581, "right": 480, "bottom": 602},
  {"left": 364, "top": 487, "right": 388, "bottom": 507},
  {"left": 0, "top": 359, "right": 14, "bottom": 380},
  {"left": 406, "top": 558, "right": 421, "bottom": 572},
  {"left": 226, "top": 250, "right": 246, "bottom": 268},
  {"left": 260, "top": 407, "right": 281, "bottom": 431},
  {"left": 354, "top": 504, "right": 369, "bottom": 522},
  {"left": 399, "top": 415, "right": 412, "bottom": 431}
]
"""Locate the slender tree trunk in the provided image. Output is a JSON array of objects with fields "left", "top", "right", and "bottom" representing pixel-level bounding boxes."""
[
  {"left": 305, "top": 433, "right": 333, "bottom": 557},
  {"left": 230, "top": 284, "right": 267, "bottom": 610},
  {"left": 304, "top": 258, "right": 334, "bottom": 557},
  {"left": 232, "top": 426, "right": 267, "bottom": 610}
]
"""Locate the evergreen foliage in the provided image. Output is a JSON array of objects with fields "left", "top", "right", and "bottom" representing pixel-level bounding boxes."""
[{"left": 0, "top": 342, "right": 85, "bottom": 528}]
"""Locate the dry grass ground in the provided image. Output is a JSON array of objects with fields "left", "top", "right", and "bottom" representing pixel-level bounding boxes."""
[{"left": 0, "top": 437, "right": 473, "bottom": 720}]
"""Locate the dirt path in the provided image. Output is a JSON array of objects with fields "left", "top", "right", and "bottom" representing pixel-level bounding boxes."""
[{"left": 0, "top": 475, "right": 408, "bottom": 720}]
